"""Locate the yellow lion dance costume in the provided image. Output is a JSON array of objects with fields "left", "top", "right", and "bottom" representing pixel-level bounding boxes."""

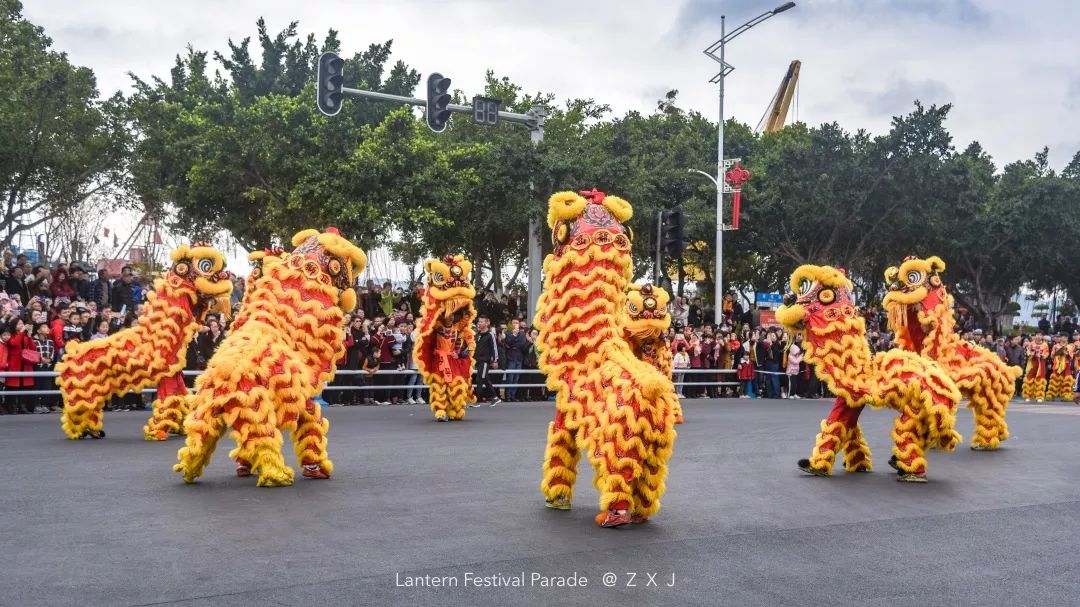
[
  {"left": 1046, "top": 338, "right": 1073, "bottom": 401},
  {"left": 413, "top": 255, "right": 477, "bottom": 422},
  {"left": 883, "top": 256, "right": 1022, "bottom": 450},
  {"left": 1022, "top": 337, "right": 1049, "bottom": 402},
  {"left": 623, "top": 283, "right": 683, "bottom": 424},
  {"left": 174, "top": 228, "right": 366, "bottom": 487},
  {"left": 776, "top": 265, "right": 962, "bottom": 482},
  {"left": 536, "top": 189, "right": 678, "bottom": 527},
  {"left": 57, "top": 243, "right": 232, "bottom": 440}
]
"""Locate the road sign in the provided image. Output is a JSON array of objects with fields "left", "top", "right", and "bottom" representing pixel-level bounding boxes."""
[{"left": 472, "top": 96, "right": 499, "bottom": 126}]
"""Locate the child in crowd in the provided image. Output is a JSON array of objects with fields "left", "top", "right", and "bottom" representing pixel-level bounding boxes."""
[
  {"left": 737, "top": 355, "right": 755, "bottom": 399},
  {"left": 673, "top": 343, "right": 690, "bottom": 399}
]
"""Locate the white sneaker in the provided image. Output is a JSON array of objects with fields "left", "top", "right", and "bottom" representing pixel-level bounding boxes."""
[
  {"left": 406, "top": 398, "right": 416, "bottom": 405},
  {"left": 1024, "top": 398, "right": 1031, "bottom": 402},
  {"left": 489, "top": 398, "right": 502, "bottom": 407},
  {"left": 792, "top": 395, "right": 801, "bottom": 399},
  {"left": 416, "top": 397, "right": 425, "bottom": 404}
]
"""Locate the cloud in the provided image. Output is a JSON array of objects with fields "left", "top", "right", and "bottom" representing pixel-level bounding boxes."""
[
  {"left": 670, "top": 0, "right": 988, "bottom": 42},
  {"left": 852, "top": 78, "right": 954, "bottom": 117},
  {"left": 1067, "top": 77, "right": 1080, "bottom": 111}
]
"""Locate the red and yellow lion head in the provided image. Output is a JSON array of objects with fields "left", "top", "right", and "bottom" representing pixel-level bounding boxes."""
[
  {"left": 168, "top": 242, "right": 233, "bottom": 320},
  {"left": 776, "top": 264, "right": 860, "bottom": 334},
  {"left": 624, "top": 283, "right": 670, "bottom": 338},
  {"left": 288, "top": 228, "right": 368, "bottom": 313}
]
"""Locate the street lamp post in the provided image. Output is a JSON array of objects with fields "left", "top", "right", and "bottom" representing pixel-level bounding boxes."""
[{"left": 702, "top": 1, "right": 795, "bottom": 325}]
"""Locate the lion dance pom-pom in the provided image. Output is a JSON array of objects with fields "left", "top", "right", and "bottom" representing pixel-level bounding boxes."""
[
  {"left": 173, "top": 228, "right": 366, "bottom": 487},
  {"left": 414, "top": 255, "right": 477, "bottom": 422},
  {"left": 883, "top": 256, "right": 1021, "bottom": 449},
  {"left": 57, "top": 243, "right": 233, "bottom": 440},
  {"left": 776, "top": 265, "right": 963, "bottom": 482},
  {"left": 535, "top": 189, "right": 678, "bottom": 527},
  {"left": 623, "top": 283, "right": 682, "bottom": 424}
]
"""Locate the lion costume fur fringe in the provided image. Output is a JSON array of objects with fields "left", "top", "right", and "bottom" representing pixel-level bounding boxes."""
[
  {"left": 57, "top": 244, "right": 232, "bottom": 440},
  {"left": 622, "top": 283, "right": 682, "bottom": 424},
  {"left": 535, "top": 189, "right": 678, "bottom": 525},
  {"left": 413, "top": 255, "right": 477, "bottom": 421},
  {"left": 173, "top": 228, "right": 366, "bottom": 487},
  {"left": 882, "top": 255, "right": 1021, "bottom": 450},
  {"left": 776, "top": 264, "right": 963, "bottom": 481}
]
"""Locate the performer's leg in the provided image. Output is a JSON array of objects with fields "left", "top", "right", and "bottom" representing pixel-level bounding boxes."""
[
  {"left": 60, "top": 382, "right": 111, "bottom": 440},
  {"left": 630, "top": 392, "right": 677, "bottom": 521},
  {"left": 799, "top": 398, "right": 864, "bottom": 476},
  {"left": 840, "top": 423, "right": 873, "bottom": 472},
  {"left": 173, "top": 395, "right": 227, "bottom": 483},
  {"left": 428, "top": 381, "right": 450, "bottom": 421},
  {"left": 293, "top": 399, "right": 333, "bottom": 479},
  {"left": 541, "top": 409, "right": 580, "bottom": 509},
  {"left": 890, "top": 408, "right": 928, "bottom": 481},
  {"left": 226, "top": 386, "right": 293, "bottom": 487},
  {"left": 144, "top": 373, "right": 188, "bottom": 440},
  {"left": 446, "top": 377, "right": 470, "bottom": 420},
  {"left": 967, "top": 370, "right": 1009, "bottom": 449}
]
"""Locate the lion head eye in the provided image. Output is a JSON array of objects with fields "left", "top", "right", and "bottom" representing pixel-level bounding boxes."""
[
  {"left": 906, "top": 271, "right": 923, "bottom": 285},
  {"left": 433, "top": 272, "right": 445, "bottom": 285},
  {"left": 627, "top": 302, "right": 639, "bottom": 314},
  {"left": 798, "top": 279, "right": 813, "bottom": 296},
  {"left": 327, "top": 258, "right": 342, "bottom": 276},
  {"left": 197, "top": 259, "right": 214, "bottom": 274}
]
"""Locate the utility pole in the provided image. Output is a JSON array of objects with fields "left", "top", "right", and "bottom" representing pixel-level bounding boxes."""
[{"left": 702, "top": 2, "right": 796, "bottom": 325}]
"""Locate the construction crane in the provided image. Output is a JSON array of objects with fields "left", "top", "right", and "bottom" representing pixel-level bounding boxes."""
[{"left": 756, "top": 60, "right": 801, "bottom": 133}]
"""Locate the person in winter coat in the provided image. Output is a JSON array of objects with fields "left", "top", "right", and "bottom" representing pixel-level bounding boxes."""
[
  {"left": 785, "top": 341, "right": 804, "bottom": 399},
  {"left": 32, "top": 321, "right": 57, "bottom": 412}
]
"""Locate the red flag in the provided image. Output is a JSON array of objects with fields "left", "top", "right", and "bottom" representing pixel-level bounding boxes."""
[{"left": 103, "top": 228, "right": 110, "bottom": 238}]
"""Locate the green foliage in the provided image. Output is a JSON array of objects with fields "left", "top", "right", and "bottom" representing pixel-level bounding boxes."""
[{"left": 0, "top": 0, "right": 130, "bottom": 250}]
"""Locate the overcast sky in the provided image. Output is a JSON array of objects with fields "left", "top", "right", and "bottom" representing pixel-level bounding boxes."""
[{"left": 24, "top": 0, "right": 1080, "bottom": 171}]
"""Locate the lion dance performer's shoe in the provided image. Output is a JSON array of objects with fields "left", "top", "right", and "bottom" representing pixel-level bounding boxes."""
[
  {"left": 545, "top": 495, "right": 572, "bottom": 510},
  {"left": 302, "top": 464, "right": 330, "bottom": 480},
  {"left": 236, "top": 459, "right": 252, "bottom": 477},
  {"left": 595, "top": 510, "right": 632, "bottom": 528}
]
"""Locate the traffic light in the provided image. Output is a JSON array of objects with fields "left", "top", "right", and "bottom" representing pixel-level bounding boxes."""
[
  {"left": 661, "top": 208, "right": 686, "bottom": 258},
  {"left": 316, "top": 52, "right": 345, "bottom": 116},
  {"left": 426, "top": 73, "right": 452, "bottom": 133}
]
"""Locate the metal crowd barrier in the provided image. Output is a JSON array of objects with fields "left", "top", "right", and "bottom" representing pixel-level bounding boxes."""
[{"left": 0, "top": 367, "right": 755, "bottom": 396}]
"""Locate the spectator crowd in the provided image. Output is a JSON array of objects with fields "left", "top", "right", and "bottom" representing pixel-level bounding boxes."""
[{"left": 1, "top": 250, "right": 1075, "bottom": 413}]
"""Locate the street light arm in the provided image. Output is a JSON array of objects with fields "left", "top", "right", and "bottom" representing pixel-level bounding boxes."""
[
  {"left": 687, "top": 168, "right": 719, "bottom": 186},
  {"left": 703, "top": 4, "right": 795, "bottom": 56}
]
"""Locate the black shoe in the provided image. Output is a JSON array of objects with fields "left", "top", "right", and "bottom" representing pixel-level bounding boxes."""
[
  {"left": 887, "top": 455, "right": 901, "bottom": 473},
  {"left": 797, "top": 458, "right": 829, "bottom": 477}
]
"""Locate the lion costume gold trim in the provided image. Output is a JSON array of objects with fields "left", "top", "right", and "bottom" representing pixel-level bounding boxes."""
[
  {"left": 623, "top": 283, "right": 682, "bottom": 424},
  {"left": 414, "top": 255, "right": 477, "bottom": 421},
  {"left": 882, "top": 255, "right": 1022, "bottom": 449},
  {"left": 173, "top": 228, "right": 366, "bottom": 487},
  {"left": 535, "top": 189, "right": 678, "bottom": 527},
  {"left": 777, "top": 264, "right": 962, "bottom": 482},
  {"left": 57, "top": 243, "right": 232, "bottom": 440}
]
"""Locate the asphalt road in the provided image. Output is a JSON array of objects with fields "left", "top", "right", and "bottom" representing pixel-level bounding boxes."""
[{"left": 1, "top": 398, "right": 1078, "bottom": 607}]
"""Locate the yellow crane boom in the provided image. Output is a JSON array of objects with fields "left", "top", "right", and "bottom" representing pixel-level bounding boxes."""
[{"left": 758, "top": 60, "right": 801, "bottom": 133}]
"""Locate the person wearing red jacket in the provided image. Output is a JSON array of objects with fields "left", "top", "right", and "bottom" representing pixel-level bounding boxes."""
[
  {"left": 50, "top": 267, "right": 75, "bottom": 300},
  {"left": 5, "top": 319, "right": 36, "bottom": 413},
  {"left": 50, "top": 305, "right": 71, "bottom": 353},
  {"left": 0, "top": 323, "right": 9, "bottom": 415}
]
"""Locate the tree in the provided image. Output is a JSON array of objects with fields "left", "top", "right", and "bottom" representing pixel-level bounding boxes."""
[
  {"left": 128, "top": 19, "right": 421, "bottom": 250},
  {"left": 0, "top": 0, "right": 130, "bottom": 251}
]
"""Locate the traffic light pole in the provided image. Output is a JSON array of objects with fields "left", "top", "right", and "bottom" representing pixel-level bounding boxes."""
[
  {"left": 339, "top": 87, "right": 541, "bottom": 128},
  {"left": 336, "top": 85, "right": 547, "bottom": 323}
]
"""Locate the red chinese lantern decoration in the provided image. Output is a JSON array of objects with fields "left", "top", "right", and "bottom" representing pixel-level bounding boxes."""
[{"left": 724, "top": 162, "right": 752, "bottom": 230}]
